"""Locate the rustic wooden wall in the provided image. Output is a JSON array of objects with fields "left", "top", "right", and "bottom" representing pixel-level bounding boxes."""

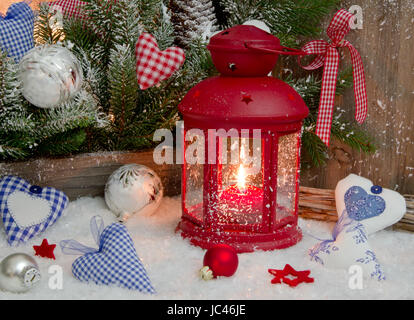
[{"left": 301, "top": 0, "right": 414, "bottom": 194}]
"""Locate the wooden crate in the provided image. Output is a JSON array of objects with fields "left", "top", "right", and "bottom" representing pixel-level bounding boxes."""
[{"left": 0, "top": 150, "right": 181, "bottom": 200}]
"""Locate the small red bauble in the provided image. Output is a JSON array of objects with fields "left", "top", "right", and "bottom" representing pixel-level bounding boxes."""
[{"left": 202, "top": 244, "right": 238, "bottom": 279}]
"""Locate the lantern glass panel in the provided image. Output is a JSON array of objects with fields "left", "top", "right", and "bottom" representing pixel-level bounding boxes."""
[
  {"left": 183, "top": 132, "right": 205, "bottom": 223},
  {"left": 215, "top": 136, "right": 264, "bottom": 226},
  {"left": 276, "top": 132, "right": 300, "bottom": 222}
]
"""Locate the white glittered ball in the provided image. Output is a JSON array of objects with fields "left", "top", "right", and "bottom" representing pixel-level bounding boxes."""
[
  {"left": 19, "top": 44, "right": 83, "bottom": 108},
  {"left": 243, "top": 20, "right": 271, "bottom": 33},
  {"left": 105, "top": 164, "right": 163, "bottom": 222}
]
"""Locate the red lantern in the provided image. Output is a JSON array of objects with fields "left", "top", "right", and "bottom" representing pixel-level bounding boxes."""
[{"left": 177, "top": 25, "right": 309, "bottom": 253}]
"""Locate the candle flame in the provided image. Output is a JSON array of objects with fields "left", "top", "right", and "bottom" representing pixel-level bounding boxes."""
[{"left": 237, "top": 165, "right": 246, "bottom": 191}]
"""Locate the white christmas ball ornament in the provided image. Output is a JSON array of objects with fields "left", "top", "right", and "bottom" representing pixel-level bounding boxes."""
[
  {"left": 243, "top": 20, "right": 271, "bottom": 33},
  {"left": 19, "top": 44, "right": 83, "bottom": 108},
  {"left": 105, "top": 164, "right": 163, "bottom": 222},
  {"left": 0, "top": 253, "right": 41, "bottom": 293}
]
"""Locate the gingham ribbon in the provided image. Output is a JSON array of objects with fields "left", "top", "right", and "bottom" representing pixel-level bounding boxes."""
[{"left": 299, "top": 9, "right": 368, "bottom": 146}]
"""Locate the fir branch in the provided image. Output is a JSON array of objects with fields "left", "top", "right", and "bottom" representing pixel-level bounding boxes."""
[
  {"left": 37, "top": 129, "right": 87, "bottom": 156},
  {"left": 0, "top": 144, "right": 30, "bottom": 160},
  {"left": 34, "top": 3, "right": 65, "bottom": 45},
  {"left": 222, "top": 0, "right": 339, "bottom": 47},
  {"left": 111, "top": 0, "right": 141, "bottom": 48},
  {"left": 301, "top": 126, "right": 328, "bottom": 167},
  {"left": 38, "top": 91, "right": 104, "bottom": 138},
  {"left": 331, "top": 118, "right": 376, "bottom": 154},
  {"left": 107, "top": 43, "right": 140, "bottom": 149}
]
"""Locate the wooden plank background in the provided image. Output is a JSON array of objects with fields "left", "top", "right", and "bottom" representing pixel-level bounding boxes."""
[
  {"left": 300, "top": 0, "right": 414, "bottom": 194},
  {"left": 1, "top": 0, "right": 413, "bottom": 195}
]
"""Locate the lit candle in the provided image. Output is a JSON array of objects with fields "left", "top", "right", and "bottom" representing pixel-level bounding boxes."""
[{"left": 218, "top": 165, "right": 263, "bottom": 225}]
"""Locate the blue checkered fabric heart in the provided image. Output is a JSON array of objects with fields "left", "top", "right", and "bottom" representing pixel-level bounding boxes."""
[
  {"left": 0, "top": 175, "right": 68, "bottom": 246},
  {"left": 0, "top": 2, "right": 34, "bottom": 62},
  {"left": 70, "top": 221, "right": 155, "bottom": 293}
]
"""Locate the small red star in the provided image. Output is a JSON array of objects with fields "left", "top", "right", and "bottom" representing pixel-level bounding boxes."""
[
  {"left": 33, "top": 239, "right": 56, "bottom": 260},
  {"left": 268, "top": 264, "right": 314, "bottom": 287}
]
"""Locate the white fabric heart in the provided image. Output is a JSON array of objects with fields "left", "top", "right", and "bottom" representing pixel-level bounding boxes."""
[
  {"left": 7, "top": 191, "right": 52, "bottom": 228},
  {"left": 309, "top": 174, "right": 407, "bottom": 281}
]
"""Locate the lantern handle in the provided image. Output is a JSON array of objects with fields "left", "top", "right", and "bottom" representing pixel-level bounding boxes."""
[{"left": 244, "top": 41, "right": 307, "bottom": 56}]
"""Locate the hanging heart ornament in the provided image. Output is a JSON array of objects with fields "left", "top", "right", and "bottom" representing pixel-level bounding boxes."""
[{"left": 135, "top": 33, "right": 185, "bottom": 90}]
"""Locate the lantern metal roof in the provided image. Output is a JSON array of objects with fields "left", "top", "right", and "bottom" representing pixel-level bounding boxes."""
[
  {"left": 178, "top": 25, "right": 309, "bottom": 129},
  {"left": 179, "top": 76, "right": 309, "bottom": 128}
]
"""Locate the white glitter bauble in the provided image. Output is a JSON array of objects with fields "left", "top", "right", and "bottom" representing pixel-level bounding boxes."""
[
  {"left": 242, "top": 20, "right": 271, "bottom": 33},
  {"left": 105, "top": 164, "right": 163, "bottom": 222},
  {"left": 19, "top": 44, "right": 83, "bottom": 108},
  {"left": 0, "top": 253, "right": 41, "bottom": 293}
]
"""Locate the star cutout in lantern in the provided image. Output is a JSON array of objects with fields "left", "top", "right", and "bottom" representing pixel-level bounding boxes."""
[
  {"left": 33, "top": 239, "right": 56, "bottom": 260},
  {"left": 268, "top": 264, "right": 314, "bottom": 287},
  {"left": 241, "top": 94, "right": 253, "bottom": 105}
]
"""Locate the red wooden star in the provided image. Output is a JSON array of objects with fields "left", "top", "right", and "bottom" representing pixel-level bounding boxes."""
[
  {"left": 268, "top": 264, "right": 314, "bottom": 287},
  {"left": 33, "top": 239, "right": 56, "bottom": 260}
]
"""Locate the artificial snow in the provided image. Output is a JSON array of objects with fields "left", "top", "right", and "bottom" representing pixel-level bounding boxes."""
[{"left": 0, "top": 196, "right": 413, "bottom": 300}]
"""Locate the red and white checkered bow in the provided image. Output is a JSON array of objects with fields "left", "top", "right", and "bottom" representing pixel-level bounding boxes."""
[
  {"left": 299, "top": 9, "right": 368, "bottom": 146},
  {"left": 135, "top": 33, "right": 185, "bottom": 90}
]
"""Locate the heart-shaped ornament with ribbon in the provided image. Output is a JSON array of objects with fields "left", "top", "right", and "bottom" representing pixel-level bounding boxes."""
[
  {"left": 0, "top": 2, "right": 34, "bottom": 62},
  {"left": 308, "top": 174, "right": 406, "bottom": 280},
  {"left": 135, "top": 33, "right": 185, "bottom": 90},
  {"left": 335, "top": 174, "right": 406, "bottom": 235},
  {"left": 0, "top": 176, "right": 68, "bottom": 246},
  {"left": 61, "top": 216, "right": 155, "bottom": 293}
]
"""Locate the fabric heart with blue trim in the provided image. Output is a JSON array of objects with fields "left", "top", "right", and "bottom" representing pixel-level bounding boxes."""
[
  {"left": 344, "top": 186, "right": 386, "bottom": 221},
  {"left": 0, "top": 175, "right": 68, "bottom": 246},
  {"left": 60, "top": 216, "right": 155, "bottom": 293},
  {"left": 0, "top": 2, "right": 34, "bottom": 62}
]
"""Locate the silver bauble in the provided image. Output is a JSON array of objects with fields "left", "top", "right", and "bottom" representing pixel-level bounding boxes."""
[
  {"left": 19, "top": 44, "right": 83, "bottom": 108},
  {"left": 105, "top": 164, "right": 163, "bottom": 222},
  {"left": 0, "top": 253, "right": 41, "bottom": 293}
]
